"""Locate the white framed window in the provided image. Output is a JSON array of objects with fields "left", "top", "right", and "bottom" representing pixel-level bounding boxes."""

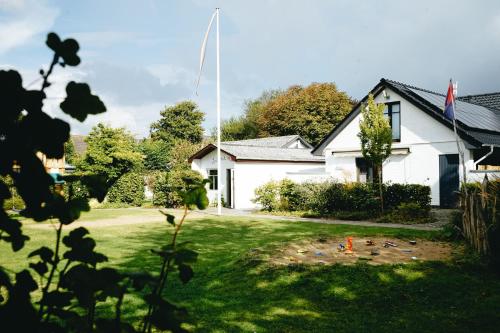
[
  {"left": 208, "top": 169, "right": 218, "bottom": 190},
  {"left": 384, "top": 102, "right": 401, "bottom": 141}
]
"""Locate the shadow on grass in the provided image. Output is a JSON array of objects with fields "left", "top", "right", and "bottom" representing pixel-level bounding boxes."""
[{"left": 111, "top": 216, "right": 500, "bottom": 332}]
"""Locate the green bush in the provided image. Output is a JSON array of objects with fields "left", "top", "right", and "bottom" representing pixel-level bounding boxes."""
[
  {"left": 107, "top": 171, "right": 145, "bottom": 206},
  {"left": 394, "top": 202, "right": 430, "bottom": 220},
  {"left": 307, "top": 182, "right": 378, "bottom": 215},
  {"left": 253, "top": 181, "right": 279, "bottom": 211},
  {"left": 153, "top": 169, "right": 203, "bottom": 208},
  {"left": 253, "top": 179, "right": 432, "bottom": 220},
  {"left": 253, "top": 179, "right": 308, "bottom": 212},
  {"left": 3, "top": 194, "right": 25, "bottom": 211},
  {"left": 377, "top": 202, "right": 432, "bottom": 224},
  {"left": 384, "top": 183, "right": 431, "bottom": 210}
]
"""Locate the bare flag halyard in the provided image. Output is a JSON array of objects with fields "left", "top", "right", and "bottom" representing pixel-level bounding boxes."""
[{"left": 196, "top": 8, "right": 222, "bottom": 215}]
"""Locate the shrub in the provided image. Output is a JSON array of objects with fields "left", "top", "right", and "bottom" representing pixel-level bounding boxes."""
[
  {"left": 347, "top": 182, "right": 380, "bottom": 212},
  {"left": 253, "top": 181, "right": 279, "bottom": 211},
  {"left": 253, "top": 179, "right": 432, "bottom": 220},
  {"left": 384, "top": 183, "right": 431, "bottom": 210},
  {"left": 377, "top": 202, "right": 432, "bottom": 224},
  {"left": 1, "top": 176, "right": 25, "bottom": 211},
  {"left": 278, "top": 179, "right": 304, "bottom": 211},
  {"left": 394, "top": 202, "right": 430, "bottom": 220},
  {"left": 254, "top": 179, "right": 308, "bottom": 211},
  {"left": 3, "top": 194, "right": 25, "bottom": 211},
  {"left": 107, "top": 171, "right": 145, "bottom": 206},
  {"left": 153, "top": 169, "right": 203, "bottom": 207},
  {"left": 308, "top": 182, "right": 378, "bottom": 215}
]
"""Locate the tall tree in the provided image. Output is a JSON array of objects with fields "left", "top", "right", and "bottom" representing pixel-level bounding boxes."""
[
  {"left": 213, "top": 116, "right": 258, "bottom": 141},
  {"left": 217, "top": 84, "right": 353, "bottom": 145},
  {"left": 358, "top": 94, "right": 392, "bottom": 212},
  {"left": 150, "top": 101, "right": 204, "bottom": 144},
  {"left": 64, "top": 138, "right": 77, "bottom": 165},
  {"left": 78, "top": 123, "right": 143, "bottom": 183},
  {"left": 256, "top": 83, "right": 353, "bottom": 145},
  {"left": 139, "top": 138, "right": 171, "bottom": 171}
]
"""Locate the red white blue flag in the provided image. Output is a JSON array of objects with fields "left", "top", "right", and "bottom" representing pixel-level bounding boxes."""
[{"left": 444, "top": 80, "right": 455, "bottom": 120}]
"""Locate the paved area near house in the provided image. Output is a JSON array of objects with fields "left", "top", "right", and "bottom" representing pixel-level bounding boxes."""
[{"left": 22, "top": 207, "right": 454, "bottom": 231}]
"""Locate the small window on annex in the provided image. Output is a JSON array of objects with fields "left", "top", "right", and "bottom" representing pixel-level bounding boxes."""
[
  {"left": 208, "top": 169, "right": 218, "bottom": 190},
  {"left": 383, "top": 102, "right": 401, "bottom": 141}
]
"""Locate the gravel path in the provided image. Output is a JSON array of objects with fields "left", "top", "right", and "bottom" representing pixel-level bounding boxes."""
[{"left": 23, "top": 207, "right": 453, "bottom": 231}]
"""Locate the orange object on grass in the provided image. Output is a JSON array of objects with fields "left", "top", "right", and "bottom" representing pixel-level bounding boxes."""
[{"left": 346, "top": 237, "right": 353, "bottom": 252}]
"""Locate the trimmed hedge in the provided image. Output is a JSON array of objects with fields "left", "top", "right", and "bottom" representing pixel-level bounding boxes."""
[
  {"left": 384, "top": 183, "right": 431, "bottom": 210},
  {"left": 253, "top": 180, "right": 432, "bottom": 220},
  {"left": 107, "top": 171, "right": 145, "bottom": 206}
]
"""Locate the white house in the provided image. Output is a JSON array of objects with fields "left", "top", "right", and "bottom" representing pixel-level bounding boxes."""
[
  {"left": 312, "top": 78, "right": 500, "bottom": 207},
  {"left": 189, "top": 135, "right": 327, "bottom": 209}
]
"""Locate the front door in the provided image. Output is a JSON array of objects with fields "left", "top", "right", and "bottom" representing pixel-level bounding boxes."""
[
  {"left": 439, "top": 154, "right": 459, "bottom": 208},
  {"left": 226, "top": 169, "right": 234, "bottom": 208}
]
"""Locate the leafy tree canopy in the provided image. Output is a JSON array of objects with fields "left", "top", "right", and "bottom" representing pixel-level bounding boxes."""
[
  {"left": 139, "top": 138, "right": 171, "bottom": 171},
  {"left": 217, "top": 83, "right": 353, "bottom": 145},
  {"left": 168, "top": 139, "right": 206, "bottom": 171},
  {"left": 150, "top": 101, "right": 204, "bottom": 145},
  {"left": 256, "top": 83, "right": 353, "bottom": 146},
  {"left": 358, "top": 94, "right": 392, "bottom": 167},
  {"left": 358, "top": 93, "right": 392, "bottom": 212},
  {"left": 77, "top": 123, "right": 143, "bottom": 183},
  {"left": 64, "top": 138, "right": 77, "bottom": 165},
  {"left": 212, "top": 116, "right": 258, "bottom": 142}
]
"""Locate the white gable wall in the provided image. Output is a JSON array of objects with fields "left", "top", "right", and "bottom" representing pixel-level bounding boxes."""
[
  {"left": 324, "top": 87, "right": 474, "bottom": 206},
  {"left": 191, "top": 149, "right": 235, "bottom": 206},
  {"left": 233, "top": 161, "right": 326, "bottom": 209},
  {"left": 192, "top": 151, "right": 325, "bottom": 209}
]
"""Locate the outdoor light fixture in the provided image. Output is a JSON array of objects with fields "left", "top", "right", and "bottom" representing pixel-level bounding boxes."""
[{"left": 383, "top": 89, "right": 390, "bottom": 99}]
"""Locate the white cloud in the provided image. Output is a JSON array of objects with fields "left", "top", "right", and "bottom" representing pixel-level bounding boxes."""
[
  {"left": 69, "top": 31, "right": 140, "bottom": 48},
  {"left": 0, "top": 0, "right": 59, "bottom": 54}
]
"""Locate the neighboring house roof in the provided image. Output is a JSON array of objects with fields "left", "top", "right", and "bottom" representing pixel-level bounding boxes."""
[
  {"left": 312, "top": 78, "right": 500, "bottom": 155},
  {"left": 71, "top": 134, "right": 87, "bottom": 155},
  {"left": 189, "top": 136, "right": 323, "bottom": 163},
  {"left": 459, "top": 92, "right": 500, "bottom": 111},
  {"left": 223, "top": 135, "right": 313, "bottom": 149}
]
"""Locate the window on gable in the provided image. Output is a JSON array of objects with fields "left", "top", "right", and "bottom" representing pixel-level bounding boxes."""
[
  {"left": 383, "top": 102, "right": 401, "bottom": 141},
  {"left": 208, "top": 169, "right": 218, "bottom": 190}
]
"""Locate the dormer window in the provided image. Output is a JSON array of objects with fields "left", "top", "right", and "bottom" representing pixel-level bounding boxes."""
[{"left": 384, "top": 102, "right": 401, "bottom": 141}]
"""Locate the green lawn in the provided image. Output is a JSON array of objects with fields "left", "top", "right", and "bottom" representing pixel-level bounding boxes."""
[{"left": 2, "top": 209, "right": 499, "bottom": 332}]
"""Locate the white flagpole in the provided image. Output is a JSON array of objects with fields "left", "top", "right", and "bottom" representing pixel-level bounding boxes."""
[
  {"left": 216, "top": 8, "right": 222, "bottom": 215},
  {"left": 450, "top": 79, "right": 467, "bottom": 184}
]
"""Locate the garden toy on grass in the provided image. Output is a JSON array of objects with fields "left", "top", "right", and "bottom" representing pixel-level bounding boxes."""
[
  {"left": 346, "top": 237, "right": 353, "bottom": 253},
  {"left": 384, "top": 241, "right": 397, "bottom": 248}
]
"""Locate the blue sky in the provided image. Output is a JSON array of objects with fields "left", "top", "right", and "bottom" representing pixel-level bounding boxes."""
[{"left": 1, "top": 0, "right": 500, "bottom": 137}]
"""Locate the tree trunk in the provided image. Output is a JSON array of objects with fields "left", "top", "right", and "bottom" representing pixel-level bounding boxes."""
[{"left": 378, "top": 165, "right": 384, "bottom": 214}]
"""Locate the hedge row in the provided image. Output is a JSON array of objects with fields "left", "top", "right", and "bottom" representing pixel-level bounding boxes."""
[{"left": 253, "top": 180, "right": 431, "bottom": 219}]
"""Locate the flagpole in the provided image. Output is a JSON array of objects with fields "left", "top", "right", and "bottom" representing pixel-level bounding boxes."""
[
  {"left": 216, "top": 8, "right": 222, "bottom": 215},
  {"left": 450, "top": 79, "right": 467, "bottom": 184}
]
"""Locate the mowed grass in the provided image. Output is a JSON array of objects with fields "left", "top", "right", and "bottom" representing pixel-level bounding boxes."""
[{"left": 1, "top": 209, "right": 500, "bottom": 332}]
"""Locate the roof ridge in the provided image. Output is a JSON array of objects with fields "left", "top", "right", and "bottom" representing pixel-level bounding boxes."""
[
  {"left": 459, "top": 91, "right": 500, "bottom": 98},
  {"left": 384, "top": 78, "right": 446, "bottom": 97},
  {"left": 222, "top": 142, "right": 310, "bottom": 150}
]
